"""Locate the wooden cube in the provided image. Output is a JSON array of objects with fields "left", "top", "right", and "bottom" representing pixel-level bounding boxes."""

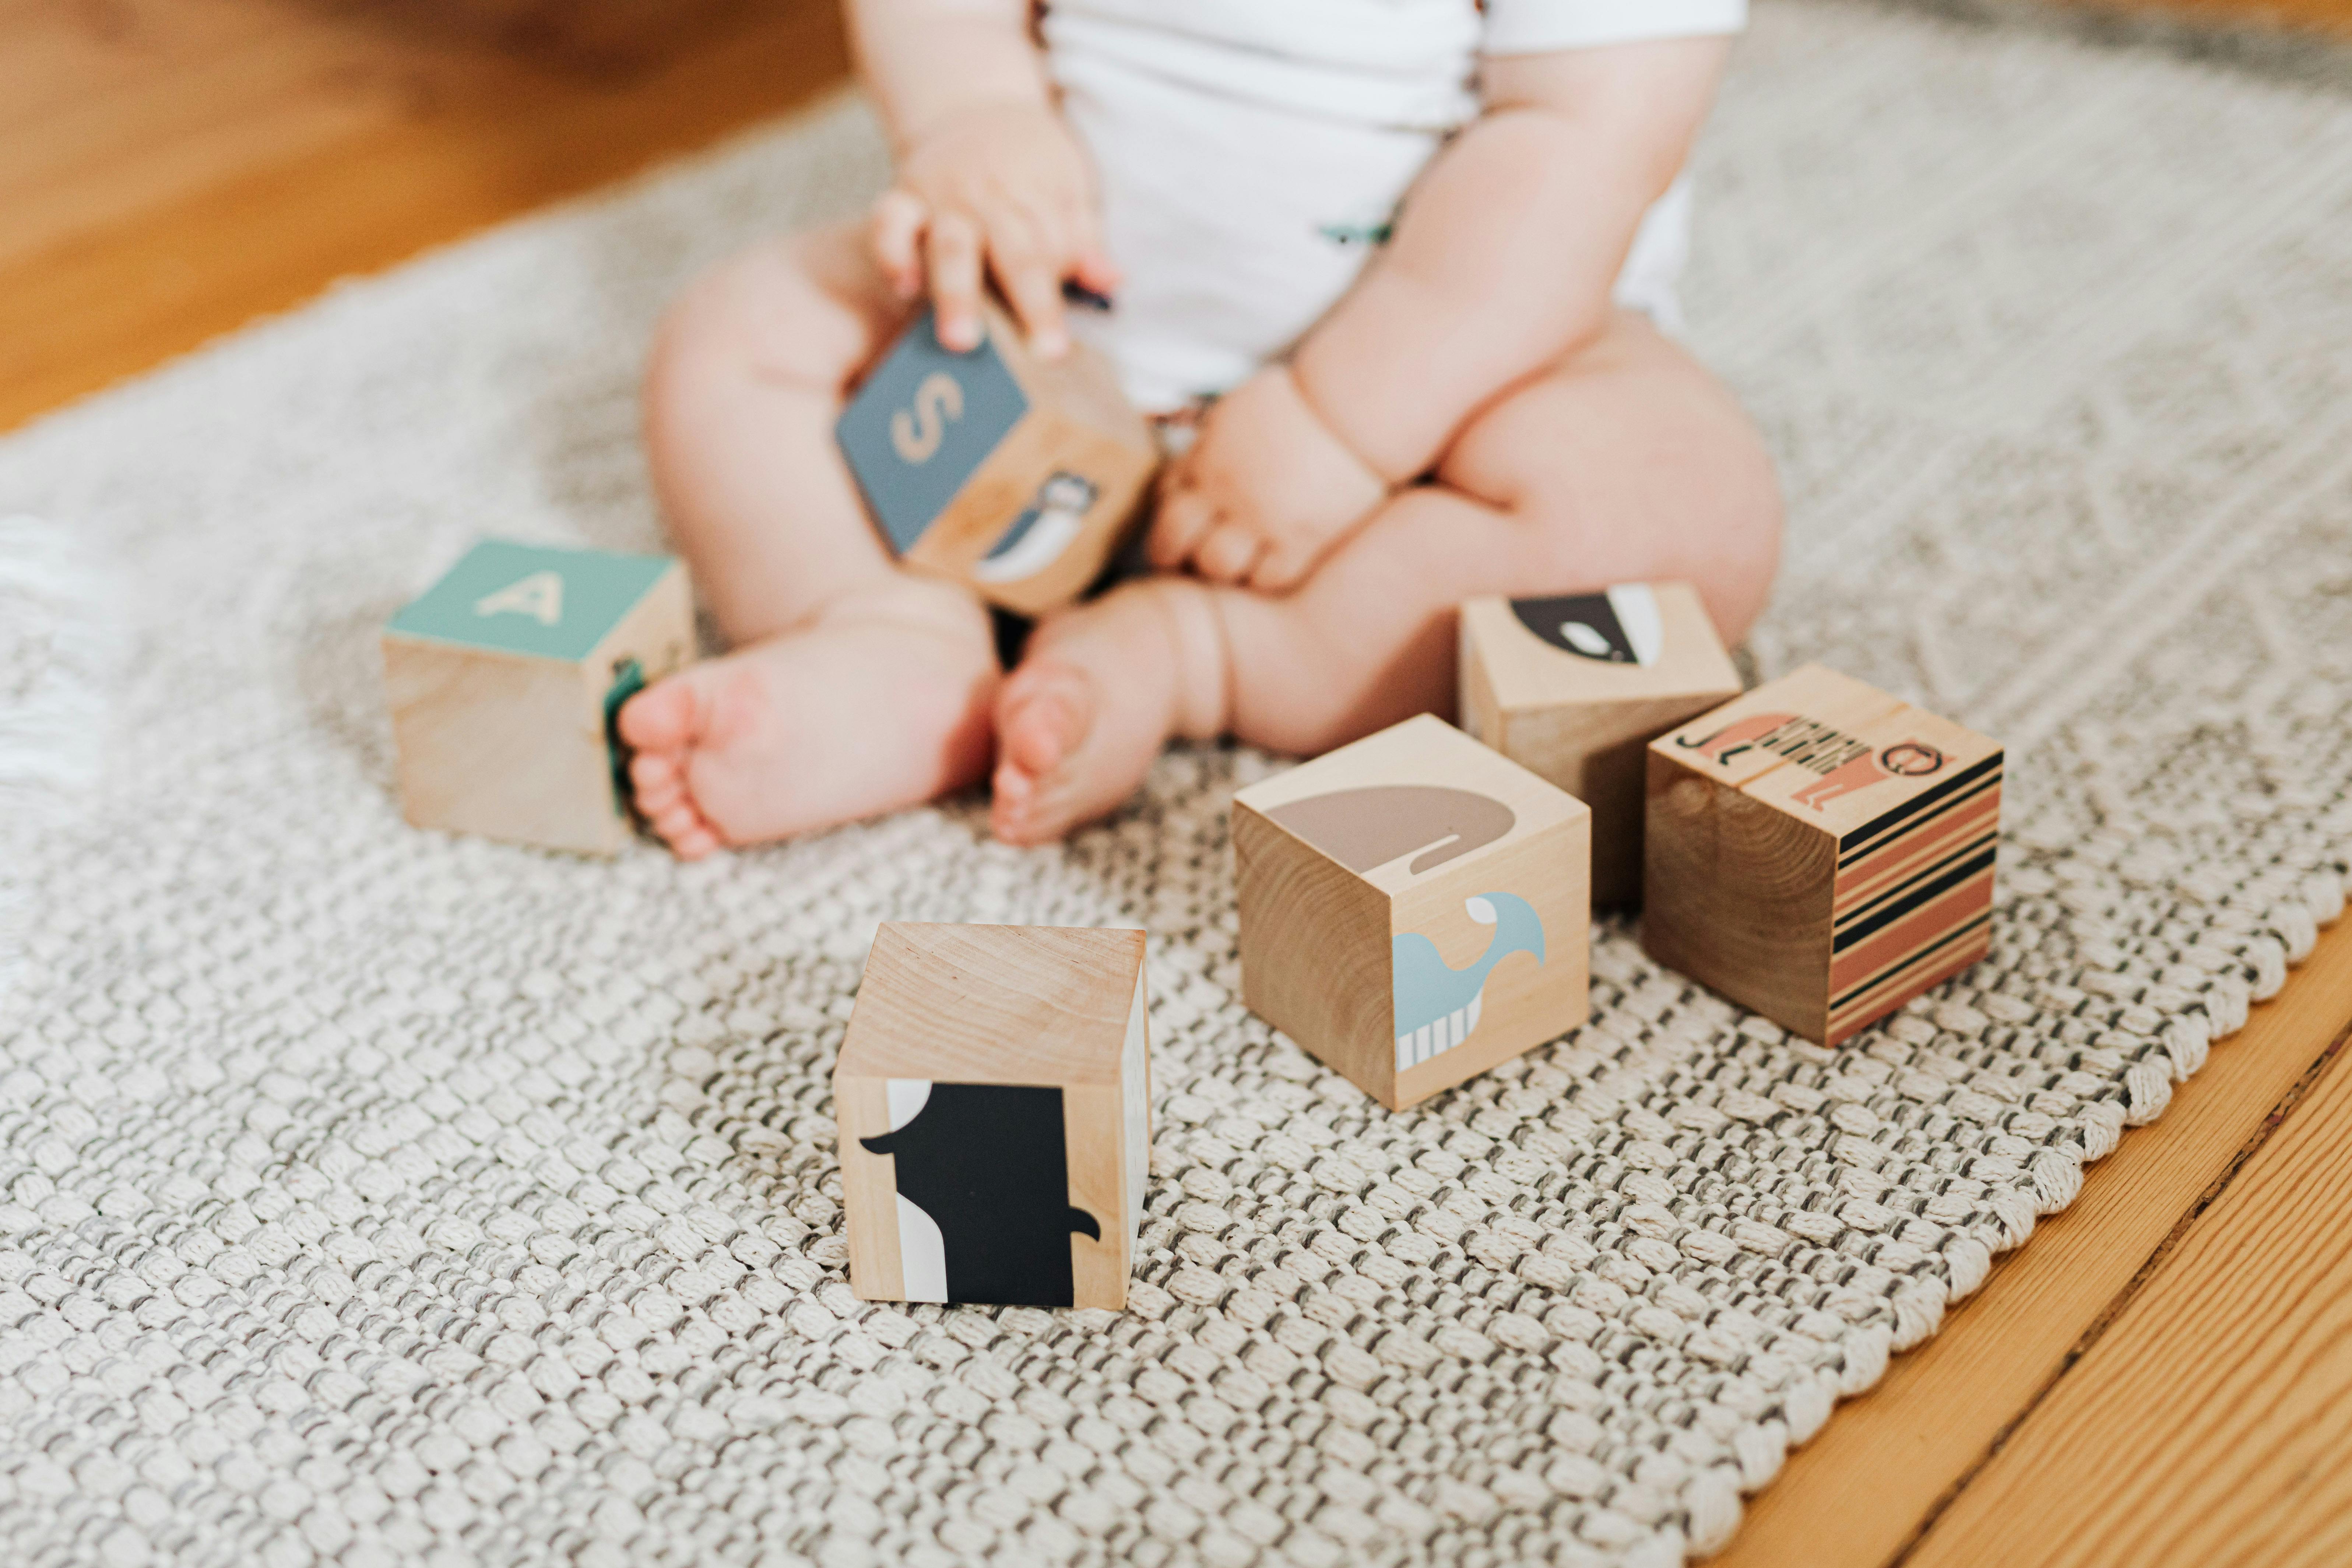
[
  {"left": 836, "top": 303, "right": 1158, "bottom": 617},
  {"left": 835, "top": 923, "right": 1150, "bottom": 1310},
  {"left": 1234, "top": 714, "right": 1591, "bottom": 1110},
  {"left": 1642, "top": 664, "right": 2004, "bottom": 1045},
  {"left": 1459, "top": 581, "right": 1743, "bottom": 907},
  {"left": 381, "top": 539, "right": 692, "bottom": 855}
]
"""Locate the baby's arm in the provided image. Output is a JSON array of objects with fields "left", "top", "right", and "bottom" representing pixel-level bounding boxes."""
[
  {"left": 852, "top": 0, "right": 1119, "bottom": 356},
  {"left": 1154, "top": 36, "right": 1732, "bottom": 590}
]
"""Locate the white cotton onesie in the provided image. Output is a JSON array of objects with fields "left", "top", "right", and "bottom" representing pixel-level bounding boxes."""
[{"left": 1042, "top": 0, "right": 1747, "bottom": 413}]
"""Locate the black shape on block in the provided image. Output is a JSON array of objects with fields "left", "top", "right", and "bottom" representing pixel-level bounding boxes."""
[
  {"left": 1512, "top": 592, "right": 1638, "bottom": 664},
  {"left": 862, "top": 1083, "right": 1099, "bottom": 1307}
]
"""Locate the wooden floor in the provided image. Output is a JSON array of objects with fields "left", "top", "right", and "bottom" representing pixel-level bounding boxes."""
[{"left": 12, "top": 2, "right": 2352, "bottom": 1564}]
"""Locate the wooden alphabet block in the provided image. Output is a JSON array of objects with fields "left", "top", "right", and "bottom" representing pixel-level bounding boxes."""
[
  {"left": 836, "top": 303, "right": 1159, "bottom": 617},
  {"left": 1459, "top": 581, "right": 1743, "bottom": 907},
  {"left": 1233, "top": 714, "right": 1590, "bottom": 1110},
  {"left": 381, "top": 539, "right": 692, "bottom": 855},
  {"left": 1642, "top": 664, "right": 2003, "bottom": 1045},
  {"left": 835, "top": 923, "right": 1149, "bottom": 1310}
]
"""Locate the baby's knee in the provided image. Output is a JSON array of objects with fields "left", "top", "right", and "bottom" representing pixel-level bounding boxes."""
[{"left": 647, "top": 227, "right": 887, "bottom": 407}]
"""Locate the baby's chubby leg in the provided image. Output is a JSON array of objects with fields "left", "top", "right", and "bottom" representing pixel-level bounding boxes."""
[
  {"left": 620, "top": 223, "right": 1000, "bottom": 856},
  {"left": 991, "top": 313, "right": 1781, "bottom": 844}
]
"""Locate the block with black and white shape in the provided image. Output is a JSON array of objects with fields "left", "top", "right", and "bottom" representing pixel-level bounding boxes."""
[
  {"left": 1459, "top": 581, "right": 1741, "bottom": 907},
  {"left": 835, "top": 923, "right": 1149, "bottom": 1310},
  {"left": 1233, "top": 714, "right": 1590, "bottom": 1110},
  {"left": 1642, "top": 664, "right": 2004, "bottom": 1046},
  {"left": 381, "top": 539, "right": 692, "bottom": 855},
  {"left": 835, "top": 301, "right": 1159, "bottom": 616}
]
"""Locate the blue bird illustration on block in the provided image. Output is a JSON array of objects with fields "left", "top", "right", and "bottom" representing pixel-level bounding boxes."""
[{"left": 1392, "top": 893, "right": 1546, "bottom": 1072}]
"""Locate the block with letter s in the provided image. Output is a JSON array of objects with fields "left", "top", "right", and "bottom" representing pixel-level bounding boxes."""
[{"left": 835, "top": 302, "right": 1158, "bottom": 616}]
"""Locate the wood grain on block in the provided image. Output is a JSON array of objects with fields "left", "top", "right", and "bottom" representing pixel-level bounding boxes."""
[
  {"left": 835, "top": 922, "right": 1149, "bottom": 1310},
  {"left": 835, "top": 302, "right": 1157, "bottom": 616},
  {"left": 1641, "top": 664, "right": 2002, "bottom": 1044},
  {"left": 1458, "top": 581, "right": 1741, "bottom": 907},
  {"left": 381, "top": 540, "right": 691, "bottom": 854},
  {"left": 1234, "top": 714, "right": 1589, "bottom": 1109}
]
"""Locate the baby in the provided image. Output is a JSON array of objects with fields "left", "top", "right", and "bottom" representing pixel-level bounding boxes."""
[{"left": 620, "top": 0, "right": 1782, "bottom": 857}]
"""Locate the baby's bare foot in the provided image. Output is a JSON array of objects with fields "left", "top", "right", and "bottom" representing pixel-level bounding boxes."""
[
  {"left": 991, "top": 579, "right": 1229, "bottom": 845},
  {"left": 619, "top": 579, "right": 998, "bottom": 857}
]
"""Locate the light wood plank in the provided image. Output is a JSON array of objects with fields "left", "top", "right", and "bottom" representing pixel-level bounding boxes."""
[
  {"left": 1902, "top": 935, "right": 2352, "bottom": 1568},
  {"left": 0, "top": 0, "right": 849, "bottom": 433},
  {"left": 1711, "top": 915, "right": 2352, "bottom": 1568}
]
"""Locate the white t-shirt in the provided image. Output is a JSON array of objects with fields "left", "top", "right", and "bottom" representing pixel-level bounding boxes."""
[{"left": 1043, "top": 0, "right": 1746, "bottom": 409}]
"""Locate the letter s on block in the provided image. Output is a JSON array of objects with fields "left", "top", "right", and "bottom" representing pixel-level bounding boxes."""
[{"left": 890, "top": 372, "right": 965, "bottom": 464}]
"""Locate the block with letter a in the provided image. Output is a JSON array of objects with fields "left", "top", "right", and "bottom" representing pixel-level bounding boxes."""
[
  {"left": 835, "top": 302, "right": 1158, "bottom": 616},
  {"left": 835, "top": 923, "right": 1150, "bottom": 1311},
  {"left": 380, "top": 539, "right": 692, "bottom": 855},
  {"left": 1641, "top": 663, "right": 2004, "bottom": 1045}
]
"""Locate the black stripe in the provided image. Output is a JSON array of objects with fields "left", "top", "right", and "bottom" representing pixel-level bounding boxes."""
[
  {"left": 1830, "top": 845, "right": 1998, "bottom": 954},
  {"left": 1838, "top": 752, "right": 2005, "bottom": 865},
  {"left": 1835, "top": 828, "right": 2001, "bottom": 934},
  {"left": 1830, "top": 911, "right": 1994, "bottom": 1013},
  {"left": 1836, "top": 771, "right": 2002, "bottom": 874}
]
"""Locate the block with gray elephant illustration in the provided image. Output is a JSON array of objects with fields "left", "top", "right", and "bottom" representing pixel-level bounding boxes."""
[
  {"left": 1459, "top": 581, "right": 1743, "bottom": 907},
  {"left": 1233, "top": 714, "right": 1590, "bottom": 1110},
  {"left": 1642, "top": 664, "right": 2003, "bottom": 1046},
  {"left": 835, "top": 301, "right": 1159, "bottom": 616},
  {"left": 835, "top": 922, "right": 1149, "bottom": 1311}
]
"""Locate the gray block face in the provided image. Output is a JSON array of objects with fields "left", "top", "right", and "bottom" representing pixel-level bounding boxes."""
[{"left": 837, "top": 307, "right": 1031, "bottom": 555}]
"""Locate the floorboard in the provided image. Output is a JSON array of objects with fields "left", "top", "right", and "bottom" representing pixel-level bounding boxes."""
[
  {"left": 0, "top": 0, "right": 847, "bottom": 432},
  {"left": 1711, "top": 917, "right": 2352, "bottom": 1567},
  {"left": 1902, "top": 946, "right": 2352, "bottom": 1567}
]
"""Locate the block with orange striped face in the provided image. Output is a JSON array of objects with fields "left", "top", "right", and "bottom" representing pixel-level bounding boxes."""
[{"left": 1640, "top": 665, "right": 2002, "bottom": 1045}]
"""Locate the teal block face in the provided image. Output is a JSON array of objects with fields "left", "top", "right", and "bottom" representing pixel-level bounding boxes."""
[
  {"left": 387, "top": 540, "right": 672, "bottom": 663},
  {"left": 837, "top": 307, "right": 1031, "bottom": 554}
]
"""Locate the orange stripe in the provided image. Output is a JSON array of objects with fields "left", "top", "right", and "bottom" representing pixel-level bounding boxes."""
[
  {"left": 1828, "top": 872, "right": 1996, "bottom": 994},
  {"left": 1834, "top": 792, "right": 2003, "bottom": 907},
  {"left": 1828, "top": 928, "right": 1993, "bottom": 1043}
]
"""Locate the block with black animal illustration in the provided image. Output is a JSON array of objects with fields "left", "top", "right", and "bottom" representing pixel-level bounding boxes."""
[
  {"left": 1641, "top": 664, "right": 2004, "bottom": 1046},
  {"left": 381, "top": 538, "right": 693, "bottom": 855},
  {"left": 834, "top": 922, "right": 1149, "bottom": 1310},
  {"left": 1233, "top": 714, "right": 1590, "bottom": 1110},
  {"left": 1459, "top": 581, "right": 1743, "bottom": 907},
  {"left": 835, "top": 300, "right": 1159, "bottom": 616}
]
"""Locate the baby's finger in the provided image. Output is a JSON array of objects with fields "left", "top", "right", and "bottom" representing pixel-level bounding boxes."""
[
  {"left": 869, "top": 190, "right": 928, "bottom": 298},
  {"left": 925, "top": 209, "right": 987, "bottom": 351},
  {"left": 984, "top": 207, "right": 1069, "bottom": 358},
  {"left": 1248, "top": 536, "right": 1318, "bottom": 595},
  {"left": 1061, "top": 194, "right": 1122, "bottom": 300},
  {"left": 1193, "top": 521, "right": 1266, "bottom": 586}
]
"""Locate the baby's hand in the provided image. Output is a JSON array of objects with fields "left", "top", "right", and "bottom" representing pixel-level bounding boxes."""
[
  {"left": 870, "top": 101, "right": 1120, "bottom": 358},
  {"left": 1150, "top": 367, "right": 1392, "bottom": 591}
]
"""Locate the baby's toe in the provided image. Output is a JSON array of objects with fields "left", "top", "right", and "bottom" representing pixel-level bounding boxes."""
[
  {"left": 630, "top": 752, "right": 687, "bottom": 812},
  {"left": 616, "top": 674, "right": 701, "bottom": 753},
  {"left": 648, "top": 798, "right": 720, "bottom": 859},
  {"left": 996, "top": 663, "right": 1092, "bottom": 776}
]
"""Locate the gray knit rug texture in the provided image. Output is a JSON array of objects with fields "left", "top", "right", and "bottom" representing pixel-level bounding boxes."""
[{"left": 6, "top": 3, "right": 2352, "bottom": 1564}]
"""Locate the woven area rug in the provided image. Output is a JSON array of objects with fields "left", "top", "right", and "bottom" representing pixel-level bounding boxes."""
[{"left": 6, "top": 3, "right": 2352, "bottom": 1564}]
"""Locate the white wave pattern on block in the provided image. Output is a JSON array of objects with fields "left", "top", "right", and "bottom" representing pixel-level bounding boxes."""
[
  {"left": 1397, "top": 989, "right": 1482, "bottom": 1071},
  {"left": 893, "top": 1193, "right": 949, "bottom": 1305}
]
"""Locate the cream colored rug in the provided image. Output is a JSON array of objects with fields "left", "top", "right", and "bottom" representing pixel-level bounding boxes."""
[{"left": 4, "top": 3, "right": 2349, "bottom": 1564}]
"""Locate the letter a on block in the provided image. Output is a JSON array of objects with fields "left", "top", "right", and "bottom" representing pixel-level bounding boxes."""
[{"left": 473, "top": 570, "right": 565, "bottom": 626}]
